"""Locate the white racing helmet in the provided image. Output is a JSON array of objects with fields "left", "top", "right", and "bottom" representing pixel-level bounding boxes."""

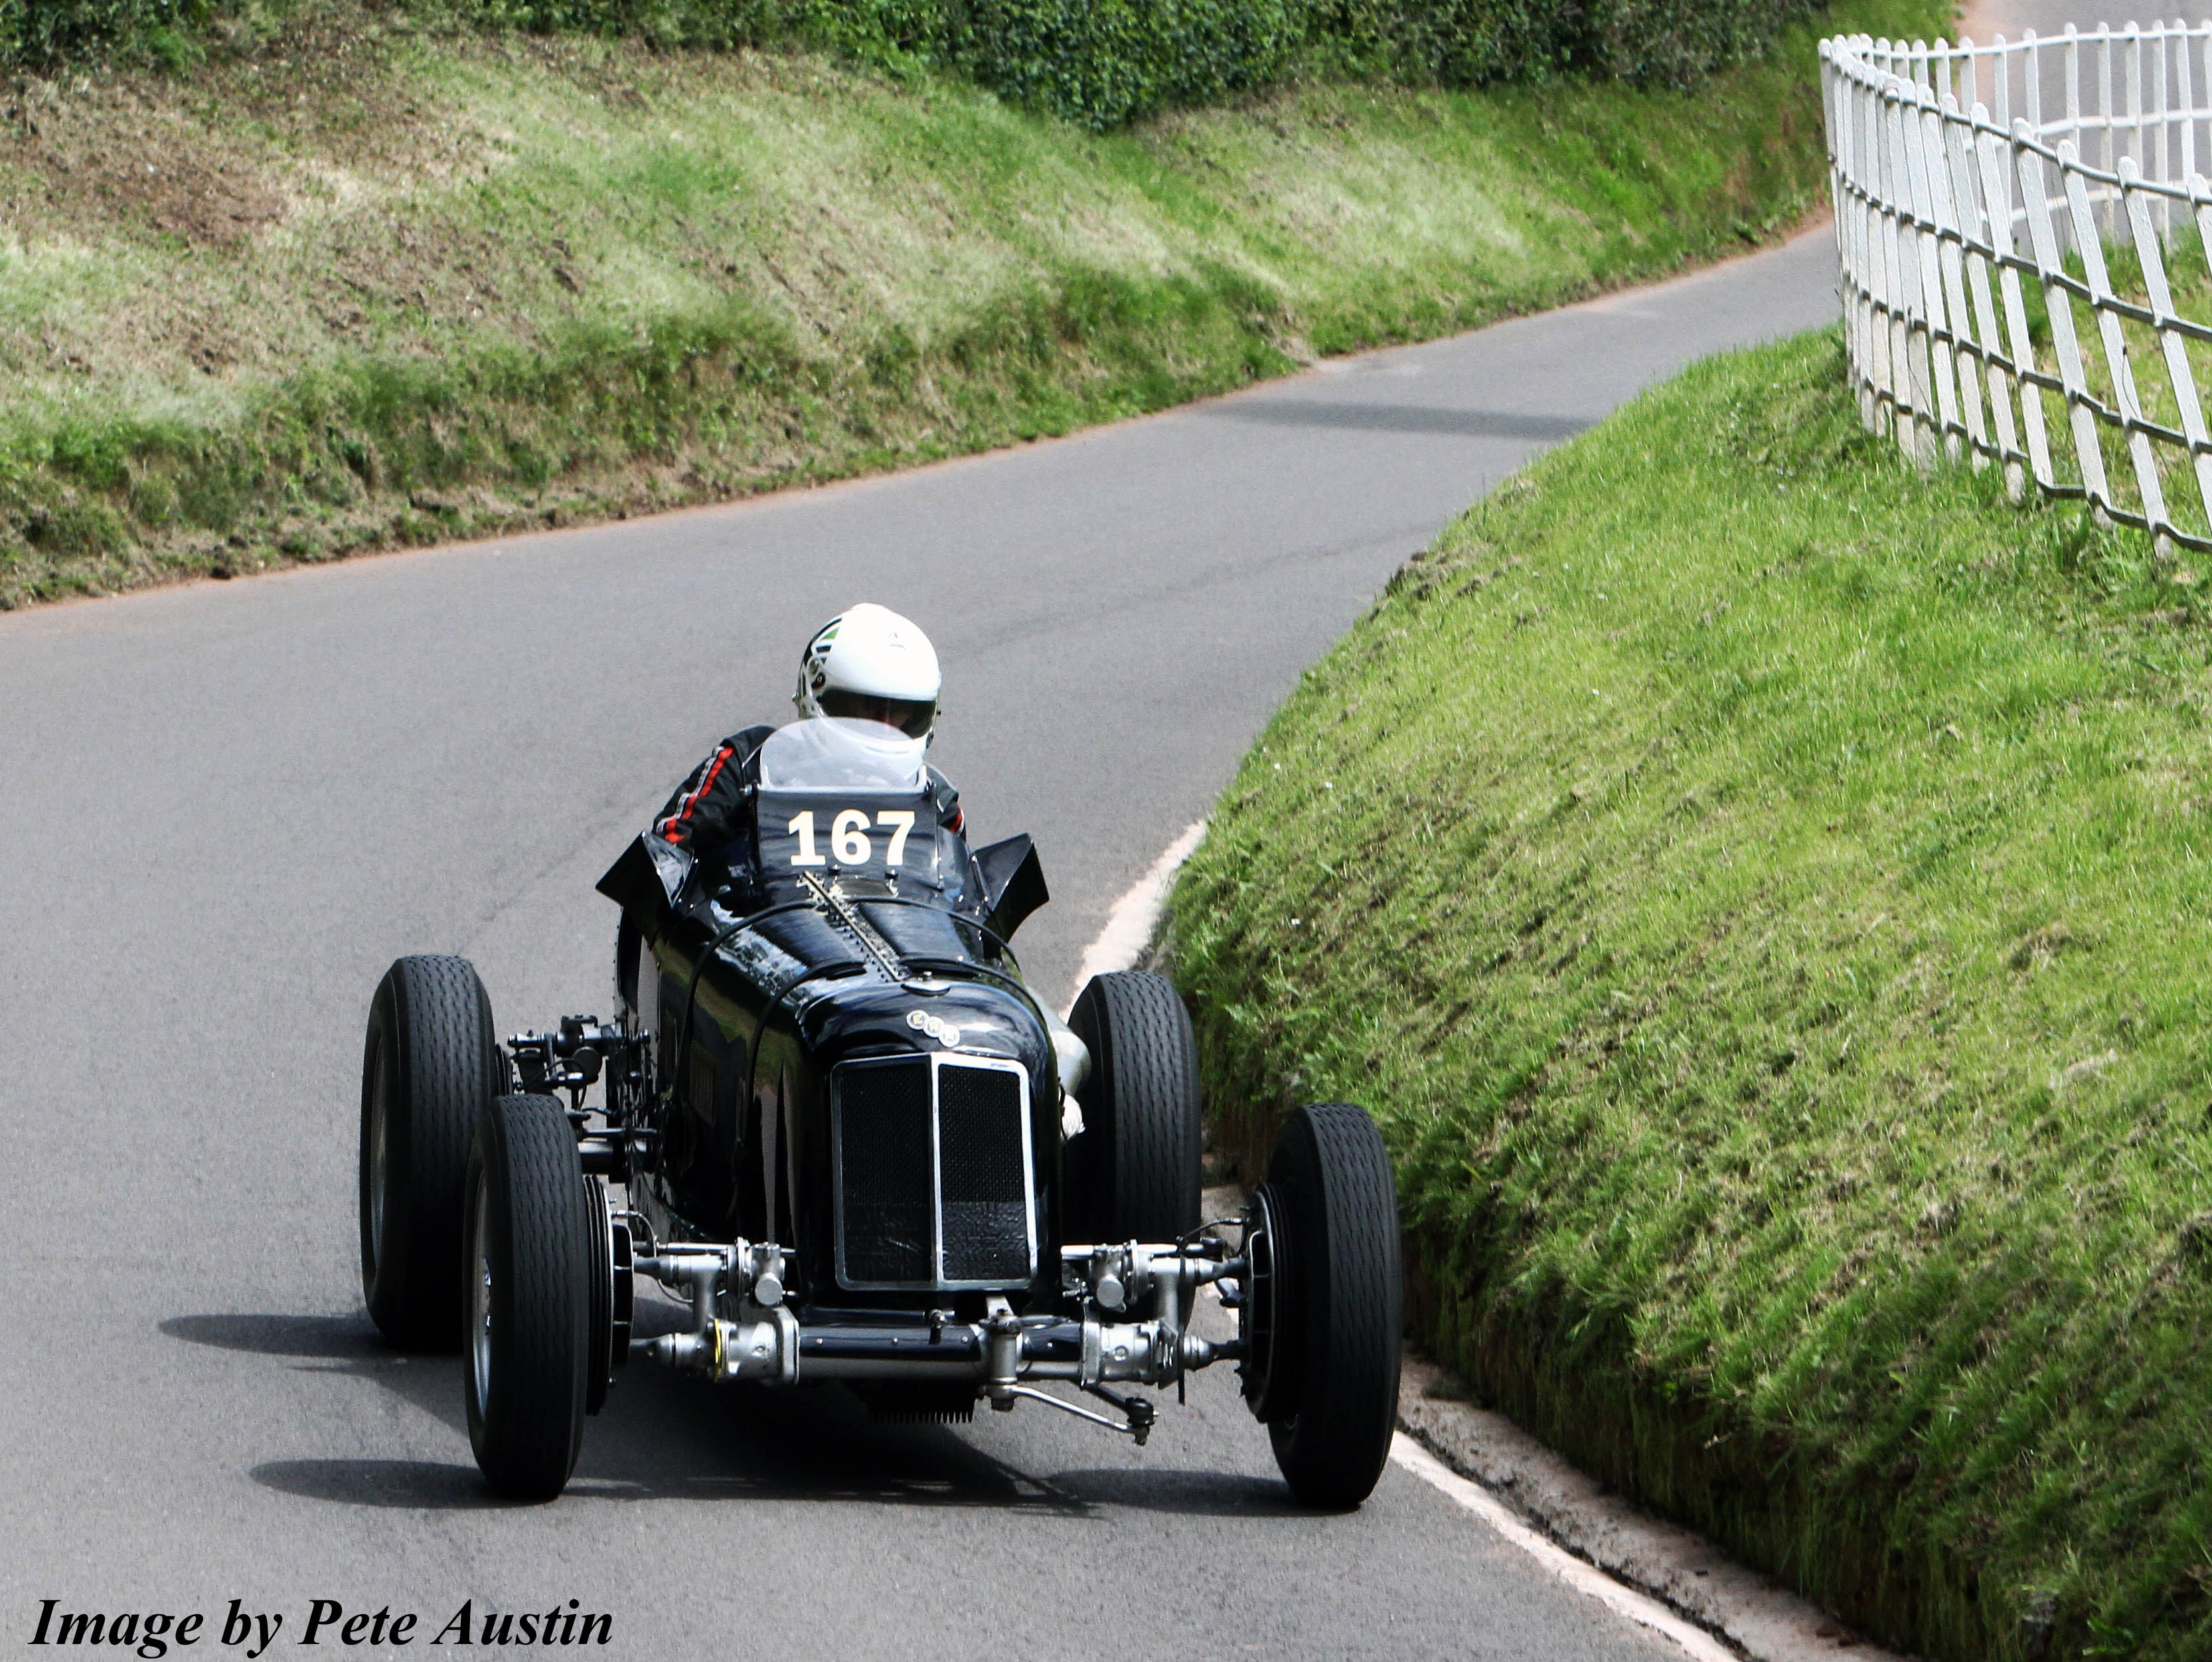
[{"left": 793, "top": 603, "right": 941, "bottom": 740}]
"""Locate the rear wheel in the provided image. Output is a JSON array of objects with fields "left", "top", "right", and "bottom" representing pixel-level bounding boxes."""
[
  {"left": 463, "top": 1095, "right": 592, "bottom": 1501},
  {"left": 1245, "top": 1103, "right": 1403, "bottom": 1509},
  {"left": 1066, "top": 971, "right": 1202, "bottom": 1244},
  {"left": 360, "top": 955, "right": 503, "bottom": 1350}
]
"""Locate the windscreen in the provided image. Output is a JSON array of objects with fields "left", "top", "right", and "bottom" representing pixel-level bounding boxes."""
[{"left": 756, "top": 717, "right": 928, "bottom": 794}]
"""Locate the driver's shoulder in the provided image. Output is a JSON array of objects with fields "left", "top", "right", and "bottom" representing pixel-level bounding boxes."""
[
  {"left": 923, "top": 762, "right": 963, "bottom": 833},
  {"left": 706, "top": 723, "right": 778, "bottom": 776}
]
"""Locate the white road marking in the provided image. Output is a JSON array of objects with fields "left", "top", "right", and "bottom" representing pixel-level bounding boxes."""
[
  {"left": 1063, "top": 819, "right": 1208, "bottom": 1012},
  {"left": 1389, "top": 1436, "right": 1738, "bottom": 1662}
]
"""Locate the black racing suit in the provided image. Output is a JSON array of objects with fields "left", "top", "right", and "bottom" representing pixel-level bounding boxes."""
[{"left": 653, "top": 724, "right": 965, "bottom": 859}]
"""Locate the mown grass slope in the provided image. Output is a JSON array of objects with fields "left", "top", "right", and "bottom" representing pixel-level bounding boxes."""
[
  {"left": 0, "top": 0, "right": 1942, "bottom": 606},
  {"left": 1172, "top": 329, "right": 2212, "bottom": 1661}
]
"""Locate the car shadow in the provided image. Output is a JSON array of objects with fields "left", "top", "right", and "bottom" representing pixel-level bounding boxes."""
[
  {"left": 250, "top": 1457, "right": 505, "bottom": 1510},
  {"left": 1041, "top": 1466, "right": 1312, "bottom": 1517},
  {"left": 162, "top": 1311, "right": 386, "bottom": 1358},
  {"left": 160, "top": 1311, "right": 467, "bottom": 1432},
  {"left": 161, "top": 1302, "right": 1289, "bottom": 1520}
]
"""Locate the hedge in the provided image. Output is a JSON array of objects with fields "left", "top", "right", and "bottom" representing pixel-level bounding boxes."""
[
  {"left": 3, "top": 0, "right": 1834, "bottom": 127},
  {"left": 0, "top": 0, "right": 208, "bottom": 66}
]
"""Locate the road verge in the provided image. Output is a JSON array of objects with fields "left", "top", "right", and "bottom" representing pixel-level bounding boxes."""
[{"left": 1173, "top": 327, "right": 2212, "bottom": 1660}]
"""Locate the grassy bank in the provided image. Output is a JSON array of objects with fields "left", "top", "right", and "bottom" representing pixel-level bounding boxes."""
[
  {"left": 1172, "top": 329, "right": 2212, "bottom": 1659},
  {"left": 0, "top": 0, "right": 1942, "bottom": 608}
]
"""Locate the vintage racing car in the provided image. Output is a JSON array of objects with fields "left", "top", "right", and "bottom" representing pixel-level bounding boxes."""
[{"left": 357, "top": 717, "right": 1403, "bottom": 1504}]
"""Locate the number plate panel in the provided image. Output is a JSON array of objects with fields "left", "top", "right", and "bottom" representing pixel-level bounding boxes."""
[{"left": 757, "top": 789, "right": 939, "bottom": 886}]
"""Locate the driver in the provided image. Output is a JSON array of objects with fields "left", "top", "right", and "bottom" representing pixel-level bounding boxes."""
[{"left": 653, "top": 602, "right": 964, "bottom": 857}]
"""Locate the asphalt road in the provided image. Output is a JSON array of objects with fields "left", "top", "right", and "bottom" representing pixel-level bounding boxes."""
[{"left": 4, "top": 226, "right": 1845, "bottom": 1659}]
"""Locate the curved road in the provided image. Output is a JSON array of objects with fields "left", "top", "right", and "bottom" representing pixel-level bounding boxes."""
[{"left": 7, "top": 229, "right": 1834, "bottom": 1657}]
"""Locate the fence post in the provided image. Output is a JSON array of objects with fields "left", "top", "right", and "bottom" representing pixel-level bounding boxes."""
[
  {"left": 2025, "top": 28, "right": 2041, "bottom": 133},
  {"left": 2127, "top": 21, "right": 2144, "bottom": 212},
  {"left": 1858, "top": 55, "right": 1899, "bottom": 437},
  {"left": 1982, "top": 124, "right": 2057, "bottom": 493},
  {"left": 2061, "top": 151, "right": 2170, "bottom": 540},
  {"left": 1826, "top": 42, "right": 1870, "bottom": 431},
  {"left": 2099, "top": 25, "right": 2114, "bottom": 198},
  {"left": 2017, "top": 139, "right": 2112, "bottom": 512},
  {"left": 2152, "top": 21, "right": 2171, "bottom": 237},
  {"left": 1933, "top": 96, "right": 1993, "bottom": 467},
  {"left": 2179, "top": 23, "right": 2196, "bottom": 210},
  {"left": 1955, "top": 104, "right": 2025, "bottom": 495},
  {"left": 1905, "top": 88, "right": 1966, "bottom": 461},
  {"left": 2123, "top": 155, "right": 2212, "bottom": 544},
  {"left": 1887, "top": 86, "right": 1938, "bottom": 464}
]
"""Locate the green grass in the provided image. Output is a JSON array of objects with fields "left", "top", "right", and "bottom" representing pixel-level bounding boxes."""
[
  {"left": 1172, "top": 329, "right": 2212, "bottom": 1661},
  {"left": 0, "top": 0, "right": 1944, "bottom": 605}
]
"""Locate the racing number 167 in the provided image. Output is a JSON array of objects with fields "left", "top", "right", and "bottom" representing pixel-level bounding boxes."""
[{"left": 786, "top": 809, "right": 917, "bottom": 868}]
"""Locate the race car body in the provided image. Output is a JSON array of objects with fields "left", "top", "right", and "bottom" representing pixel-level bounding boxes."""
[{"left": 357, "top": 718, "right": 1402, "bottom": 1505}]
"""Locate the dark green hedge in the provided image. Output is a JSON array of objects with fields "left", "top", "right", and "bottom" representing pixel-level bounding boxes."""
[
  {"left": 3, "top": 0, "right": 1831, "bottom": 126},
  {"left": 496, "top": 0, "right": 1834, "bottom": 124},
  {"left": 0, "top": 0, "right": 207, "bottom": 66},
  {"left": 1314, "top": 0, "right": 1826, "bottom": 87}
]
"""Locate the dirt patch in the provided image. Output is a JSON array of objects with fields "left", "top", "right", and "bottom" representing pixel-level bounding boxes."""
[
  {"left": 0, "top": 1, "right": 495, "bottom": 254},
  {"left": 0, "top": 105, "right": 285, "bottom": 247}
]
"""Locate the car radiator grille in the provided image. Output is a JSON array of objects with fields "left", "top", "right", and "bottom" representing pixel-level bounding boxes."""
[{"left": 832, "top": 1055, "right": 1036, "bottom": 1291}]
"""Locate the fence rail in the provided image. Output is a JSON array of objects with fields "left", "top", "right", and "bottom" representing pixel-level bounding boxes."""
[{"left": 1821, "top": 21, "right": 2212, "bottom": 552}]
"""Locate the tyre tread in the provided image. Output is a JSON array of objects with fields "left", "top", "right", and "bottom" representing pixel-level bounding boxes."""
[
  {"left": 1266, "top": 1102, "right": 1403, "bottom": 1509},
  {"left": 466, "top": 1095, "right": 590, "bottom": 1501},
  {"left": 1069, "top": 970, "right": 1202, "bottom": 1242},
  {"left": 360, "top": 954, "right": 500, "bottom": 1350}
]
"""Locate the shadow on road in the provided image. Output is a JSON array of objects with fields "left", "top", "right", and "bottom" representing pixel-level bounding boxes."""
[
  {"left": 1042, "top": 1467, "right": 1311, "bottom": 1517},
  {"left": 1205, "top": 401, "right": 1594, "bottom": 441},
  {"left": 250, "top": 1457, "right": 505, "bottom": 1510},
  {"left": 161, "top": 1311, "right": 465, "bottom": 1433},
  {"left": 161, "top": 1307, "right": 1293, "bottom": 1521},
  {"left": 162, "top": 1312, "right": 383, "bottom": 1359}
]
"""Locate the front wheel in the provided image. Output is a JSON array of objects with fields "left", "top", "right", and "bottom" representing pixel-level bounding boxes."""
[
  {"left": 1242, "top": 1102, "right": 1403, "bottom": 1509},
  {"left": 463, "top": 1095, "right": 592, "bottom": 1501},
  {"left": 1065, "top": 970, "right": 1202, "bottom": 1244}
]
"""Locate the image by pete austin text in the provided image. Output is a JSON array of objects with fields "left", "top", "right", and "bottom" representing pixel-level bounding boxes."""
[{"left": 30, "top": 1599, "right": 614, "bottom": 1653}]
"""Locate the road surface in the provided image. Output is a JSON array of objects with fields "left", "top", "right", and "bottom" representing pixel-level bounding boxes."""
[{"left": 0, "top": 201, "right": 1877, "bottom": 1656}]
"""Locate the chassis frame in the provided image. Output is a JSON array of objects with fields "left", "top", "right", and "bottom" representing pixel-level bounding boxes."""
[{"left": 501, "top": 1015, "right": 1263, "bottom": 1444}]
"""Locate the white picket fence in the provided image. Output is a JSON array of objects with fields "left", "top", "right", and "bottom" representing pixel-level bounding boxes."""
[{"left": 1821, "top": 22, "right": 2212, "bottom": 552}]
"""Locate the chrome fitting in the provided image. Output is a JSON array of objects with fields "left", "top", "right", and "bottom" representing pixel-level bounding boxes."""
[
  {"left": 1082, "top": 1318, "right": 1163, "bottom": 1385},
  {"left": 1064, "top": 1239, "right": 1237, "bottom": 1388},
  {"left": 984, "top": 1295, "right": 1023, "bottom": 1410},
  {"left": 718, "top": 1304, "right": 799, "bottom": 1385},
  {"left": 636, "top": 1238, "right": 795, "bottom": 1382}
]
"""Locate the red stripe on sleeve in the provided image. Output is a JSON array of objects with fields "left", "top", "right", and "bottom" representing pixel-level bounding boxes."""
[{"left": 661, "top": 745, "right": 735, "bottom": 844}]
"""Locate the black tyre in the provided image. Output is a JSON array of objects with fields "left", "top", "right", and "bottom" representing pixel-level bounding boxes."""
[
  {"left": 1251, "top": 1103, "right": 1403, "bottom": 1509},
  {"left": 1066, "top": 970, "right": 1202, "bottom": 1244},
  {"left": 360, "top": 955, "right": 503, "bottom": 1350},
  {"left": 463, "top": 1095, "right": 592, "bottom": 1501}
]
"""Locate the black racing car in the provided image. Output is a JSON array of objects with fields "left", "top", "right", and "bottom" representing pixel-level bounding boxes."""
[{"left": 358, "top": 717, "right": 1403, "bottom": 1503}]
